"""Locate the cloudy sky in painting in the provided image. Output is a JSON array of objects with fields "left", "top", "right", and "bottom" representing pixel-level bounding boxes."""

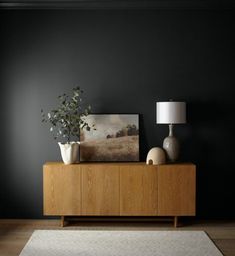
[{"left": 81, "top": 114, "right": 139, "bottom": 141}]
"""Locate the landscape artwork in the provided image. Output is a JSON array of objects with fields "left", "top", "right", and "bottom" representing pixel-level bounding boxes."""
[{"left": 80, "top": 114, "right": 139, "bottom": 162}]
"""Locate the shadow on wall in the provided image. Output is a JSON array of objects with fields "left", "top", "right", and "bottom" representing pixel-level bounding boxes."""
[
  {"left": 183, "top": 100, "right": 235, "bottom": 218},
  {"left": 139, "top": 114, "right": 149, "bottom": 162}
]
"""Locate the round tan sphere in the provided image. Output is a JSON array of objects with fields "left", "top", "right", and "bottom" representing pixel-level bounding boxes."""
[{"left": 146, "top": 147, "right": 166, "bottom": 165}]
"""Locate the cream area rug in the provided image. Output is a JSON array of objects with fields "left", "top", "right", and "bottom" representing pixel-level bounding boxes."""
[{"left": 19, "top": 230, "right": 223, "bottom": 256}]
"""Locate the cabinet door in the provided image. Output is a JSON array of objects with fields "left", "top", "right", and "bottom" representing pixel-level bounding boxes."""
[
  {"left": 120, "top": 165, "right": 158, "bottom": 216},
  {"left": 82, "top": 165, "right": 119, "bottom": 215},
  {"left": 158, "top": 164, "right": 196, "bottom": 216},
  {"left": 43, "top": 164, "right": 81, "bottom": 215}
]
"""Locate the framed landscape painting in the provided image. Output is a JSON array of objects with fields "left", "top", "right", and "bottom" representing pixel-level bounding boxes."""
[{"left": 80, "top": 114, "right": 139, "bottom": 162}]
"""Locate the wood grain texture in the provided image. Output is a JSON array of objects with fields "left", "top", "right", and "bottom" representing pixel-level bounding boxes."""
[
  {"left": 43, "top": 164, "right": 81, "bottom": 216},
  {"left": 158, "top": 164, "right": 196, "bottom": 216},
  {"left": 81, "top": 165, "right": 120, "bottom": 215},
  {"left": 120, "top": 165, "right": 158, "bottom": 216},
  {"left": 43, "top": 162, "right": 196, "bottom": 219}
]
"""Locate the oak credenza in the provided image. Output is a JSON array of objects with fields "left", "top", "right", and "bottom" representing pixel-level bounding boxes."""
[{"left": 43, "top": 162, "right": 196, "bottom": 227}]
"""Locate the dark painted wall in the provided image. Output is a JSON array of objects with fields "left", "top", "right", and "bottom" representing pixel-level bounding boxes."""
[{"left": 0, "top": 9, "right": 234, "bottom": 218}]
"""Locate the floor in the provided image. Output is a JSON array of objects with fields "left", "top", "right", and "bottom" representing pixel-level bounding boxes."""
[{"left": 0, "top": 218, "right": 234, "bottom": 256}]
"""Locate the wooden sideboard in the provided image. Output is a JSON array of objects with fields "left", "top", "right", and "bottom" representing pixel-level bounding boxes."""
[{"left": 43, "top": 162, "right": 196, "bottom": 227}]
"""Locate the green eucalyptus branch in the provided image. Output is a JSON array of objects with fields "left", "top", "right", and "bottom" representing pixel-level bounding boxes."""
[{"left": 41, "top": 86, "right": 92, "bottom": 142}]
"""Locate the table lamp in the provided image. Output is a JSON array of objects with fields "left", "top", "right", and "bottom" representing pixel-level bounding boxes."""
[{"left": 156, "top": 101, "right": 186, "bottom": 162}]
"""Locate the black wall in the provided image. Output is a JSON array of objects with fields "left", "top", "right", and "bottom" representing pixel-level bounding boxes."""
[{"left": 0, "top": 9, "right": 234, "bottom": 218}]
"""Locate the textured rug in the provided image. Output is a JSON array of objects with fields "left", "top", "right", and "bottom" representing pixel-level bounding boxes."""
[{"left": 19, "top": 230, "right": 223, "bottom": 256}]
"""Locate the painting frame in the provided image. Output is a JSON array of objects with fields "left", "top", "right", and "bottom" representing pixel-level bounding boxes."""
[{"left": 79, "top": 113, "right": 140, "bottom": 162}]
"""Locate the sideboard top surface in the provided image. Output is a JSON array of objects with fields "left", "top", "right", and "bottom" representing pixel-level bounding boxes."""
[{"left": 44, "top": 162, "right": 195, "bottom": 167}]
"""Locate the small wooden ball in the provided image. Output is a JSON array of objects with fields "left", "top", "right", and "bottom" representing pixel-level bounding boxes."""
[{"left": 146, "top": 147, "right": 166, "bottom": 165}]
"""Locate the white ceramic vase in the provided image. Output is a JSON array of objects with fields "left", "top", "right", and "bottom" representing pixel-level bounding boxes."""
[{"left": 58, "top": 142, "right": 80, "bottom": 165}]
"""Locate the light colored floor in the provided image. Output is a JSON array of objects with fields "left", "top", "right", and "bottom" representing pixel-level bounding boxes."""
[{"left": 0, "top": 219, "right": 234, "bottom": 256}]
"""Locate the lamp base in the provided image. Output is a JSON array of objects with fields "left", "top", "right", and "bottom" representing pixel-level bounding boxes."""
[{"left": 163, "top": 135, "right": 180, "bottom": 162}]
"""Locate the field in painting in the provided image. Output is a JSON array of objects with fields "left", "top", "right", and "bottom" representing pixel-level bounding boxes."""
[{"left": 80, "top": 135, "right": 139, "bottom": 161}]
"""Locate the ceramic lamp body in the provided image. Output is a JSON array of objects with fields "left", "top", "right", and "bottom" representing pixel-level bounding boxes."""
[
  {"left": 163, "top": 136, "right": 179, "bottom": 162},
  {"left": 58, "top": 142, "right": 80, "bottom": 164}
]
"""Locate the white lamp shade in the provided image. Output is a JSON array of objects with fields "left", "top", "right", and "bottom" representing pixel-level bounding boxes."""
[{"left": 156, "top": 101, "right": 186, "bottom": 124}]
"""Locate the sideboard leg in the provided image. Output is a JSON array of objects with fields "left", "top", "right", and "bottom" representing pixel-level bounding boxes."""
[
  {"left": 174, "top": 216, "right": 178, "bottom": 228},
  {"left": 61, "top": 216, "right": 65, "bottom": 227}
]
